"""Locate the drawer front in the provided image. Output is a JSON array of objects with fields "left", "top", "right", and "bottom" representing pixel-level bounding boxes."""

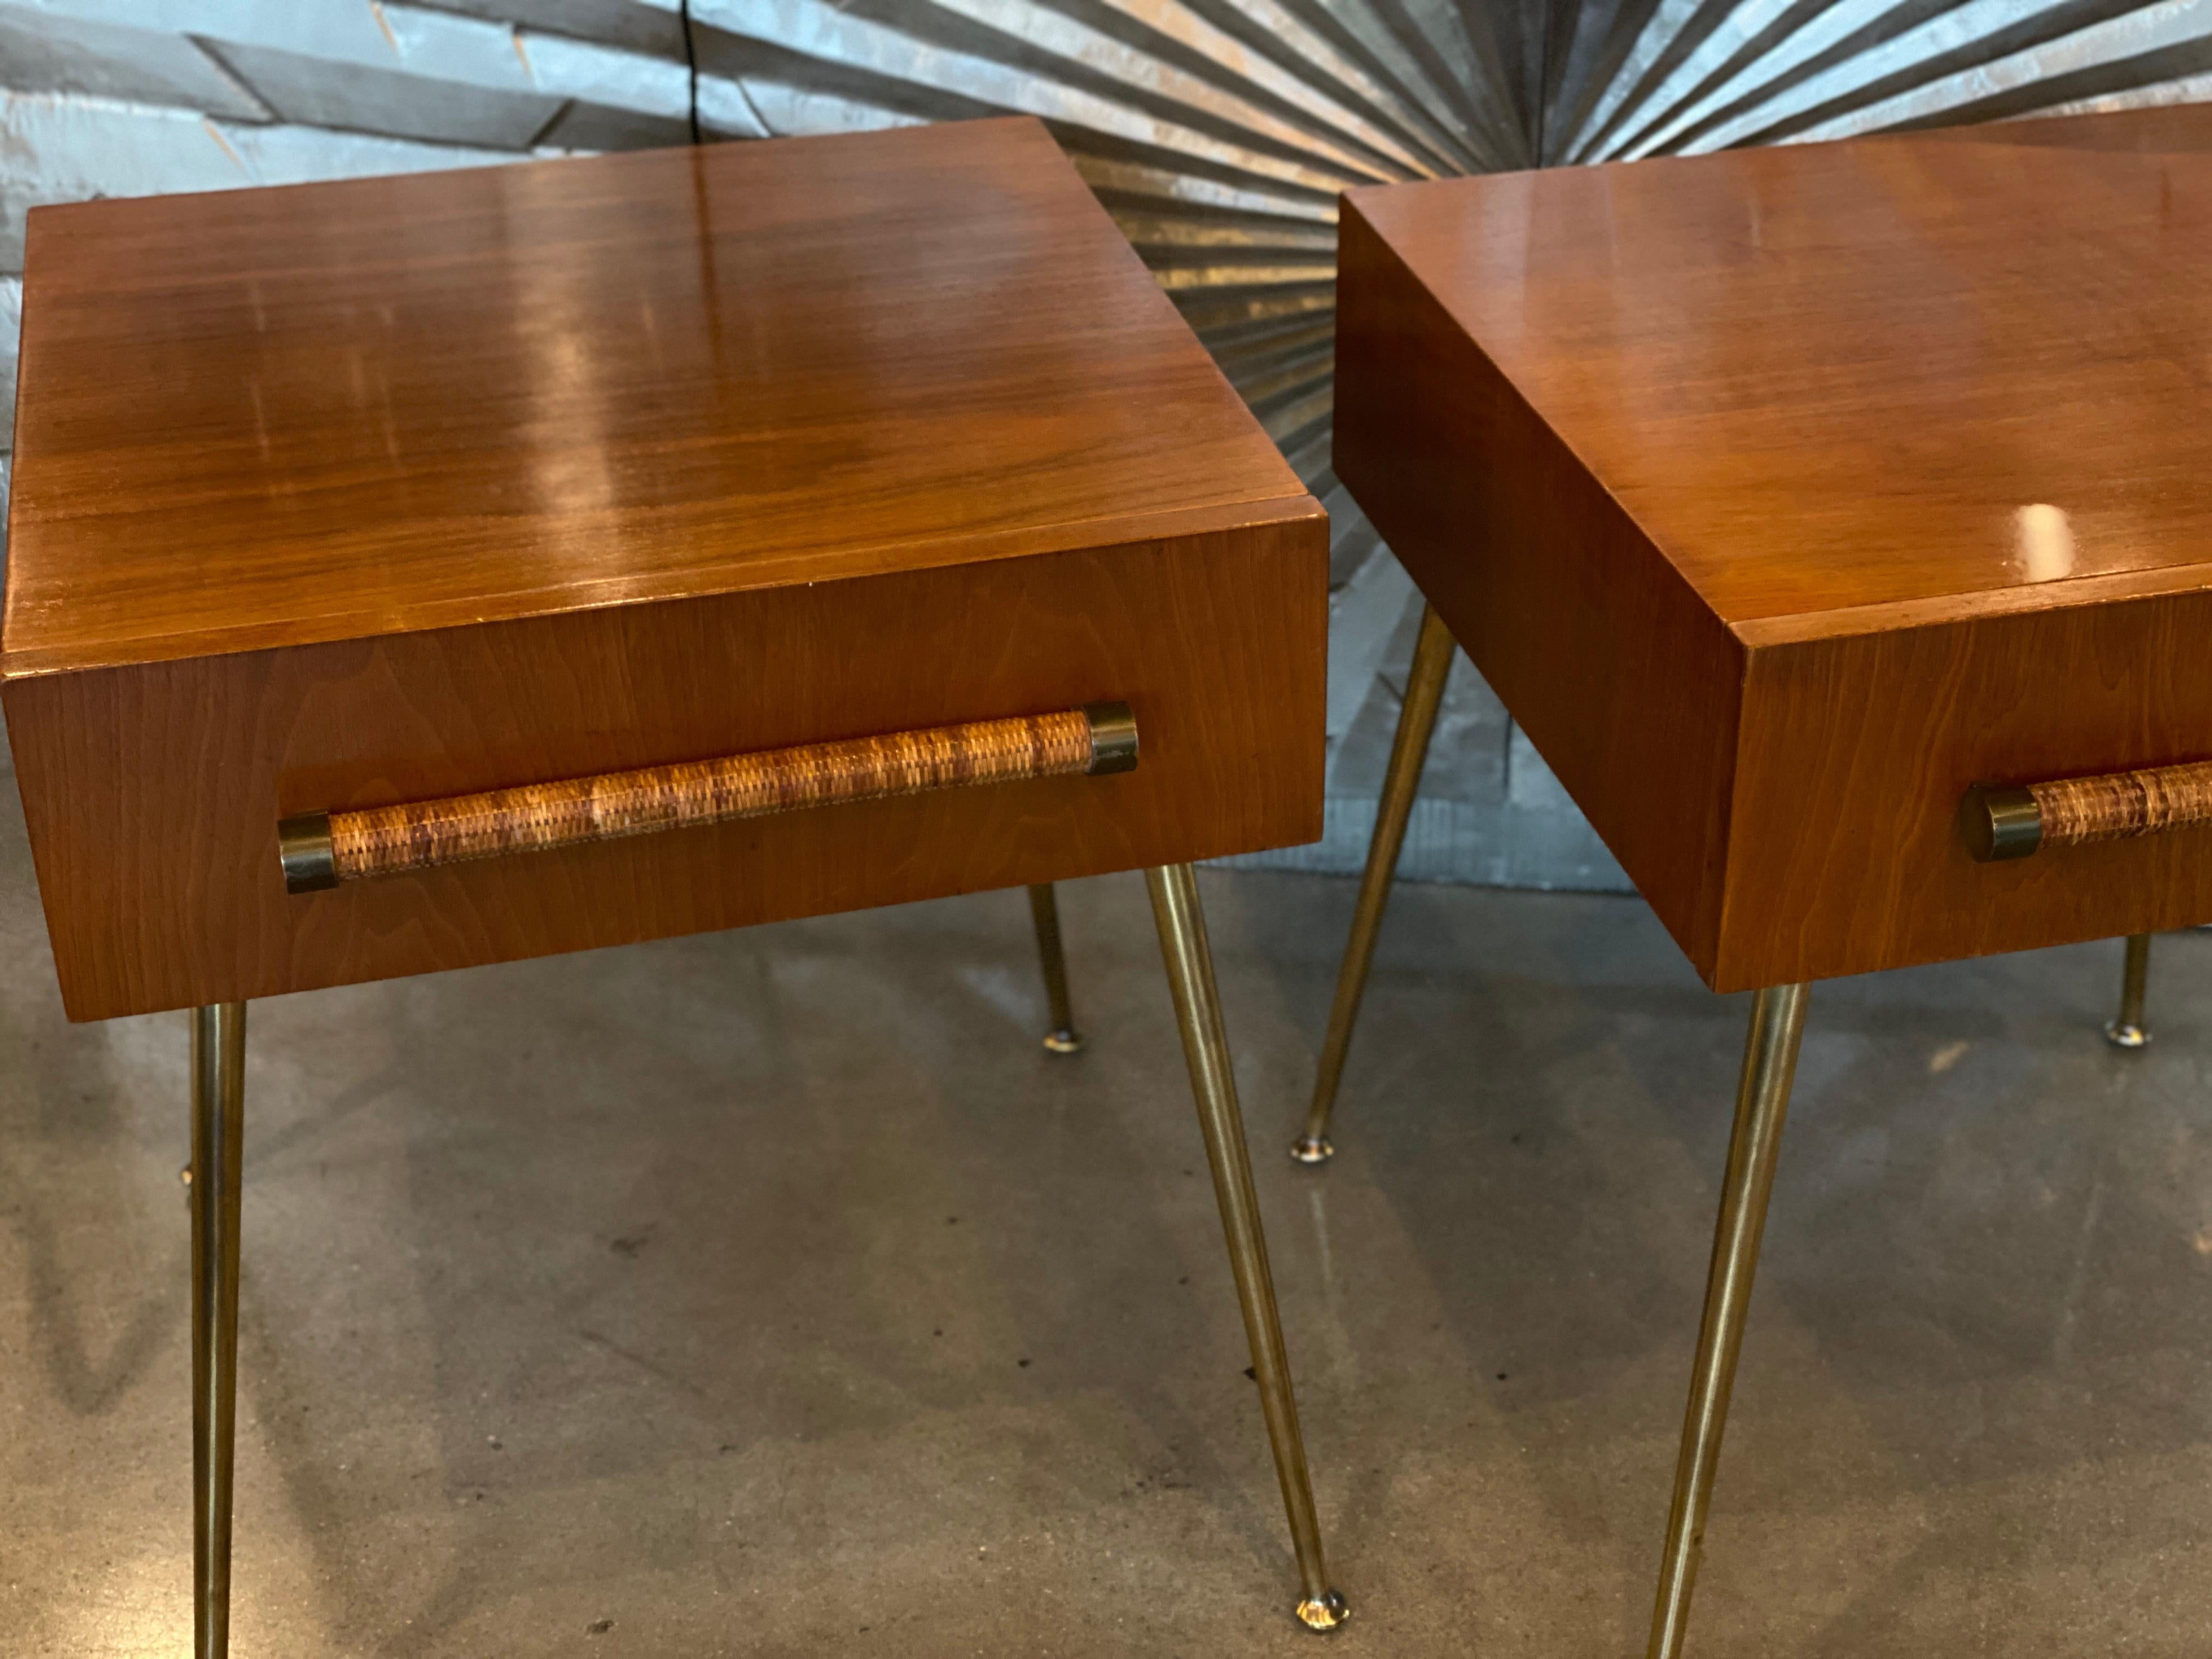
[
  {"left": 1717, "top": 585, "right": 2212, "bottom": 991},
  {"left": 7, "top": 520, "right": 1324, "bottom": 1020}
]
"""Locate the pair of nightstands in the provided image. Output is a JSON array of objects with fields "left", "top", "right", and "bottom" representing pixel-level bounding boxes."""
[{"left": 13, "top": 105, "right": 2212, "bottom": 1657}]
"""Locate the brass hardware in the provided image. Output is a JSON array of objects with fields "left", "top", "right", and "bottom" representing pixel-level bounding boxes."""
[
  {"left": 1649, "top": 981, "right": 1808, "bottom": 1659},
  {"left": 276, "top": 811, "right": 338, "bottom": 893},
  {"left": 1960, "top": 784, "right": 2041, "bottom": 861},
  {"left": 1964, "top": 758, "right": 2212, "bottom": 861},
  {"left": 1026, "top": 883, "right": 1084, "bottom": 1054},
  {"left": 191, "top": 1002, "right": 247, "bottom": 1659},
  {"left": 1146, "top": 863, "right": 1345, "bottom": 1630},
  {"left": 2106, "top": 932, "right": 2152, "bottom": 1049},
  {"left": 1295, "top": 602, "right": 1457, "bottom": 1165},
  {"left": 1084, "top": 701, "right": 1139, "bottom": 774},
  {"left": 1296, "top": 1590, "right": 1351, "bottom": 1632},
  {"left": 279, "top": 704, "right": 1137, "bottom": 894}
]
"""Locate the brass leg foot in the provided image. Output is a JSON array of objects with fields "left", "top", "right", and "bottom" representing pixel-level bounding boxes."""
[
  {"left": 1296, "top": 603, "right": 1455, "bottom": 1166},
  {"left": 1296, "top": 1589, "right": 1350, "bottom": 1631},
  {"left": 1147, "top": 865, "right": 1345, "bottom": 1630},
  {"left": 191, "top": 1003, "right": 247, "bottom": 1659},
  {"left": 1027, "top": 883, "right": 1084, "bottom": 1055},
  {"left": 1648, "top": 984, "right": 1807, "bottom": 1659},
  {"left": 2105, "top": 932, "right": 2151, "bottom": 1049}
]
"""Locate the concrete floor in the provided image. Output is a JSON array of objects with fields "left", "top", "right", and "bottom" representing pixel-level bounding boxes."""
[{"left": 7, "top": 802, "right": 2212, "bottom": 1655}]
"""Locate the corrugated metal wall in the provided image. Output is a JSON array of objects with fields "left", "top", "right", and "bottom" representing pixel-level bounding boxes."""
[{"left": 3, "top": 1, "right": 2205, "bottom": 888}]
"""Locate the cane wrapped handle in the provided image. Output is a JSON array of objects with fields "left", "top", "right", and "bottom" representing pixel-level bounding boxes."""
[
  {"left": 1962, "top": 758, "right": 2212, "bottom": 861},
  {"left": 279, "top": 702, "right": 1138, "bottom": 893}
]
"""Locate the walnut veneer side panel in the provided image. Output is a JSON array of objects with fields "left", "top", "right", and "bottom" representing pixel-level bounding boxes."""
[
  {"left": 1717, "top": 591, "right": 2212, "bottom": 991},
  {"left": 4, "top": 517, "right": 1324, "bottom": 1021},
  {"left": 1334, "top": 198, "right": 1746, "bottom": 976}
]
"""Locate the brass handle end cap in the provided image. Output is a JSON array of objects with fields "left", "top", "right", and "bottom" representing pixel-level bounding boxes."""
[
  {"left": 278, "top": 812, "right": 340, "bottom": 894},
  {"left": 1961, "top": 784, "right": 2042, "bottom": 862},
  {"left": 1084, "top": 702, "right": 1138, "bottom": 775}
]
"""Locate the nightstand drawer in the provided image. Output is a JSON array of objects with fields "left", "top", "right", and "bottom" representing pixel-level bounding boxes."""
[
  {"left": 5, "top": 516, "right": 1324, "bottom": 1021},
  {"left": 1716, "top": 588, "right": 2212, "bottom": 990}
]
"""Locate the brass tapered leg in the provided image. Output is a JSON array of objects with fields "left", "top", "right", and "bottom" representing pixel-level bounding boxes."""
[
  {"left": 1146, "top": 864, "right": 1346, "bottom": 1631},
  {"left": 1028, "top": 883, "right": 1083, "bottom": 1054},
  {"left": 2106, "top": 933, "right": 2151, "bottom": 1049},
  {"left": 1294, "top": 603, "right": 1458, "bottom": 1165},
  {"left": 191, "top": 1003, "right": 247, "bottom": 1659},
  {"left": 1648, "top": 983, "right": 1808, "bottom": 1659}
]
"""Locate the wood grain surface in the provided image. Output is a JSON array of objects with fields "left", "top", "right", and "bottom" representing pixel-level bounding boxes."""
[
  {"left": 2, "top": 120, "right": 1327, "bottom": 1019},
  {"left": 3, "top": 117, "right": 1301, "bottom": 676},
  {"left": 7, "top": 521, "right": 1324, "bottom": 1022},
  {"left": 1337, "top": 104, "right": 2212, "bottom": 990},
  {"left": 1347, "top": 105, "right": 2212, "bottom": 631},
  {"left": 1726, "top": 591, "right": 2212, "bottom": 984}
]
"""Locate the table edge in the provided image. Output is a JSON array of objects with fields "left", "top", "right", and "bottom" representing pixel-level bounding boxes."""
[{"left": 0, "top": 492, "right": 1325, "bottom": 682}]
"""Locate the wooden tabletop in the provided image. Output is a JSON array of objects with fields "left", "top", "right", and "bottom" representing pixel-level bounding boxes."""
[
  {"left": 1338, "top": 105, "right": 2212, "bottom": 989},
  {"left": 1350, "top": 104, "right": 2212, "bottom": 638},
  {"left": 3, "top": 117, "right": 1305, "bottom": 678}
]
